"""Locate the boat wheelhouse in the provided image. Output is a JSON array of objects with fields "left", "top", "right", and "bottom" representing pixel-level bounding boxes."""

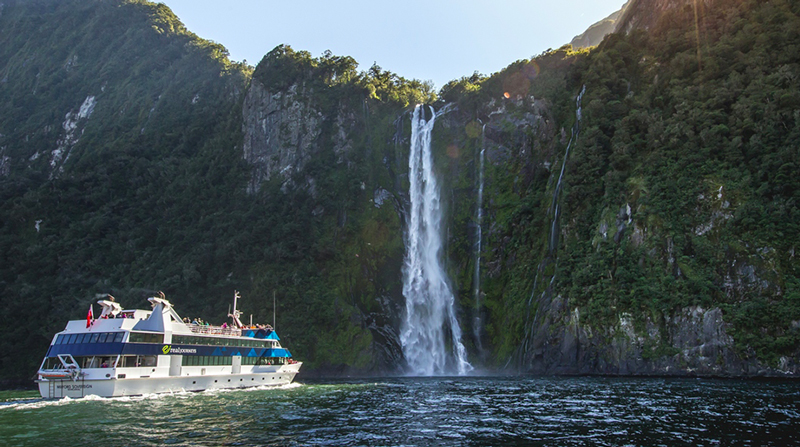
[{"left": 36, "top": 292, "right": 301, "bottom": 398}]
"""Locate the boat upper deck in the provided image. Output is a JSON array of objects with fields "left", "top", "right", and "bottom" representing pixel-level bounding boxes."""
[{"left": 57, "top": 315, "right": 278, "bottom": 340}]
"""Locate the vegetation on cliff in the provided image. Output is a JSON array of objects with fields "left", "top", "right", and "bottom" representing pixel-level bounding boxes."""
[
  {"left": 0, "top": 0, "right": 437, "bottom": 381},
  {"left": 445, "top": 0, "right": 800, "bottom": 369},
  {"left": 0, "top": 0, "right": 798, "bottom": 384}
]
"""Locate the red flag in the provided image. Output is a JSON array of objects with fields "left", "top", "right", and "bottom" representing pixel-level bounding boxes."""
[{"left": 86, "top": 305, "right": 94, "bottom": 328}]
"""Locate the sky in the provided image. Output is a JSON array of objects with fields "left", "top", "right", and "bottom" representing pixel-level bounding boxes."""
[{"left": 158, "top": 0, "right": 627, "bottom": 90}]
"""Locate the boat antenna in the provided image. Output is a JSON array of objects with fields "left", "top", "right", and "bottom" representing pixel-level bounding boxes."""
[{"left": 273, "top": 290, "right": 276, "bottom": 330}]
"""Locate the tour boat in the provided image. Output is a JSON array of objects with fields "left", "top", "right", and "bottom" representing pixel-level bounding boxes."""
[{"left": 35, "top": 292, "right": 301, "bottom": 398}]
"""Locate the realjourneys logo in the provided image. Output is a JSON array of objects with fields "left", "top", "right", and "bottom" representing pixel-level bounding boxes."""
[{"left": 162, "top": 345, "right": 197, "bottom": 355}]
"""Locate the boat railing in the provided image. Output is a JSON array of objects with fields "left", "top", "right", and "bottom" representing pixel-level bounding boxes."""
[{"left": 188, "top": 325, "right": 242, "bottom": 337}]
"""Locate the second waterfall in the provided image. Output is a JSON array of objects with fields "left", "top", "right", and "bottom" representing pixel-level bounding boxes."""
[{"left": 400, "top": 105, "right": 472, "bottom": 376}]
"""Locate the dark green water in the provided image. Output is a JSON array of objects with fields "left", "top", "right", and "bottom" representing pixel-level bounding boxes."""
[{"left": 1, "top": 377, "right": 798, "bottom": 446}]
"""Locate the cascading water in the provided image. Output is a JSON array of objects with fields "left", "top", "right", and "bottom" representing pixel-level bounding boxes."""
[
  {"left": 521, "top": 85, "right": 586, "bottom": 357},
  {"left": 401, "top": 105, "right": 472, "bottom": 376},
  {"left": 549, "top": 85, "right": 586, "bottom": 253},
  {"left": 472, "top": 125, "right": 486, "bottom": 355}
]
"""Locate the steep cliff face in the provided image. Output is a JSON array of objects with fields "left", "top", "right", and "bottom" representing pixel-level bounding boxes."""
[
  {"left": 242, "top": 79, "right": 322, "bottom": 191},
  {"left": 616, "top": 0, "right": 714, "bottom": 33},
  {"left": 503, "top": 0, "right": 800, "bottom": 377},
  {"left": 524, "top": 296, "right": 798, "bottom": 377},
  {"left": 570, "top": 1, "right": 631, "bottom": 49},
  {"left": 0, "top": 0, "right": 252, "bottom": 382}
]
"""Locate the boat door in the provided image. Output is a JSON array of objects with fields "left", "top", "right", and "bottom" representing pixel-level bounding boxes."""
[
  {"left": 232, "top": 356, "right": 241, "bottom": 374},
  {"left": 169, "top": 356, "right": 182, "bottom": 376}
]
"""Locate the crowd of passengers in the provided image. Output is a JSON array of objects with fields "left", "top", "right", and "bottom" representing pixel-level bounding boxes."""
[{"left": 181, "top": 317, "right": 273, "bottom": 331}]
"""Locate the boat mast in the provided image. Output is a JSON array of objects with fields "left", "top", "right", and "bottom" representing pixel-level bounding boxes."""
[{"left": 229, "top": 290, "right": 244, "bottom": 328}]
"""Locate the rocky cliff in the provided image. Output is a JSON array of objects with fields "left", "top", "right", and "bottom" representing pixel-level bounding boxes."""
[
  {"left": 616, "top": 0, "right": 715, "bottom": 33},
  {"left": 570, "top": 1, "right": 631, "bottom": 49}
]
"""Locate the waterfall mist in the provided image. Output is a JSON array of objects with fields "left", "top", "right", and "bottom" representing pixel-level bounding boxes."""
[{"left": 400, "top": 105, "right": 472, "bottom": 376}]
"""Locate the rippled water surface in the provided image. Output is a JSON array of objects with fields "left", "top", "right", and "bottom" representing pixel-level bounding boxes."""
[{"left": 1, "top": 377, "right": 798, "bottom": 446}]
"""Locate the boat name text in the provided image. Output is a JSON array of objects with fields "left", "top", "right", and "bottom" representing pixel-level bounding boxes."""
[{"left": 162, "top": 345, "right": 197, "bottom": 355}]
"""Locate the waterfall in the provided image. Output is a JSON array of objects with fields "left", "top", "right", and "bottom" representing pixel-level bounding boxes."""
[
  {"left": 472, "top": 125, "right": 486, "bottom": 355},
  {"left": 401, "top": 105, "right": 472, "bottom": 376},
  {"left": 521, "top": 85, "right": 587, "bottom": 358},
  {"left": 548, "top": 85, "right": 586, "bottom": 254}
]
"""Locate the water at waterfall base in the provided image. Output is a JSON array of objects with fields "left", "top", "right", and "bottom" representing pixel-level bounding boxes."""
[{"left": 2, "top": 377, "right": 798, "bottom": 446}]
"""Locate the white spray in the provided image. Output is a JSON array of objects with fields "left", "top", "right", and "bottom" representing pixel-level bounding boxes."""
[{"left": 401, "top": 105, "right": 472, "bottom": 376}]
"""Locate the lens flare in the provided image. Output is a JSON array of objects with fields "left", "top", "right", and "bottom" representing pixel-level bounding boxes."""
[
  {"left": 502, "top": 72, "right": 530, "bottom": 100},
  {"left": 523, "top": 61, "right": 540, "bottom": 80}
]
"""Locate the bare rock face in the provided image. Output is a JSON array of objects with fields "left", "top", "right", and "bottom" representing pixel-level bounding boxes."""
[
  {"left": 241, "top": 78, "right": 359, "bottom": 194},
  {"left": 570, "top": 0, "right": 631, "bottom": 48},
  {"left": 242, "top": 79, "right": 322, "bottom": 193},
  {"left": 617, "top": 0, "right": 715, "bottom": 34},
  {"left": 522, "top": 295, "right": 798, "bottom": 377}
]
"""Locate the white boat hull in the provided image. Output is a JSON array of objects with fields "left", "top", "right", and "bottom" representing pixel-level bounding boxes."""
[{"left": 37, "top": 363, "right": 301, "bottom": 399}]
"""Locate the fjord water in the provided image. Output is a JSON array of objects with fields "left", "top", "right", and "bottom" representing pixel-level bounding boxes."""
[{"left": 2, "top": 377, "right": 798, "bottom": 446}]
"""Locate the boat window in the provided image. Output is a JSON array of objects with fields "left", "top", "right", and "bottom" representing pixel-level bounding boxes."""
[
  {"left": 82, "top": 356, "right": 100, "bottom": 368},
  {"left": 114, "top": 332, "right": 125, "bottom": 343},
  {"left": 42, "top": 357, "right": 59, "bottom": 369},
  {"left": 141, "top": 356, "right": 157, "bottom": 367},
  {"left": 97, "top": 333, "right": 109, "bottom": 343},
  {"left": 129, "top": 332, "right": 164, "bottom": 344},
  {"left": 120, "top": 355, "right": 147, "bottom": 367},
  {"left": 89, "top": 333, "right": 100, "bottom": 343},
  {"left": 54, "top": 335, "right": 64, "bottom": 345}
]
